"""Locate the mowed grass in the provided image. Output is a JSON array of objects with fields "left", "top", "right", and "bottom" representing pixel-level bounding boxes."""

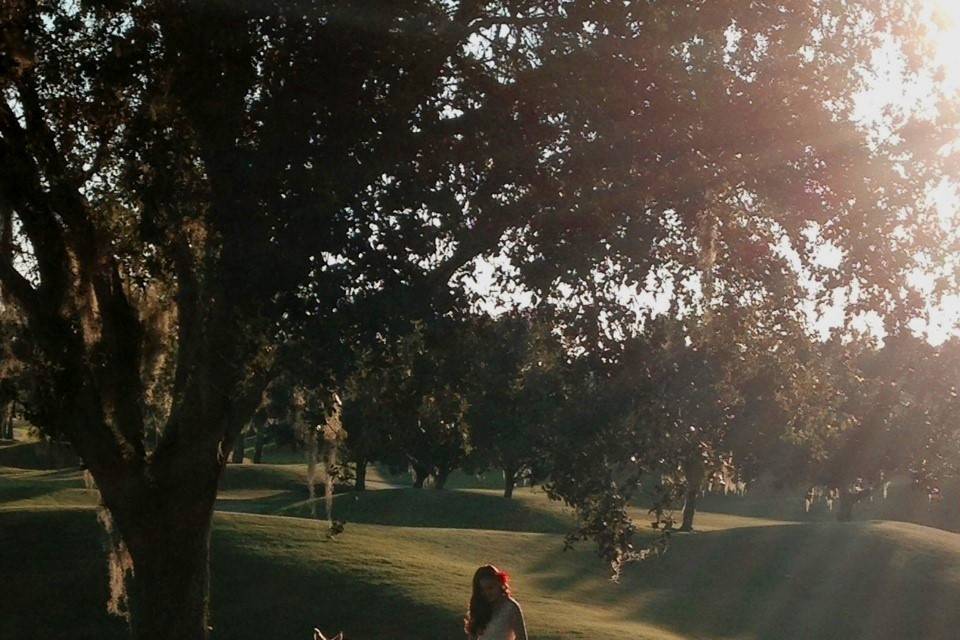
[
  {"left": 0, "top": 466, "right": 95, "bottom": 509},
  {"left": 7, "top": 457, "right": 960, "bottom": 639},
  {"left": 0, "top": 439, "right": 79, "bottom": 470},
  {"left": 6, "top": 502, "right": 960, "bottom": 640}
]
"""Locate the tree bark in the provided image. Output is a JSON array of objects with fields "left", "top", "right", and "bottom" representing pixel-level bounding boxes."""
[
  {"left": 412, "top": 463, "right": 430, "bottom": 488},
  {"left": 354, "top": 458, "right": 367, "bottom": 491},
  {"left": 125, "top": 511, "right": 214, "bottom": 640},
  {"left": 0, "top": 399, "right": 13, "bottom": 440},
  {"left": 253, "top": 420, "right": 265, "bottom": 464},
  {"left": 94, "top": 465, "right": 220, "bottom": 640},
  {"left": 679, "top": 453, "right": 705, "bottom": 532},
  {"left": 434, "top": 465, "right": 451, "bottom": 490},
  {"left": 231, "top": 431, "right": 245, "bottom": 463},
  {"left": 836, "top": 487, "right": 867, "bottom": 522},
  {"left": 503, "top": 465, "right": 517, "bottom": 499},
  {"left": 680, "top": 484, "right": 699, "bottom": 532}
]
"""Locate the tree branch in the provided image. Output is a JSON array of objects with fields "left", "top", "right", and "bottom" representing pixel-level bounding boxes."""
[
  {"left": 1, "top": 79, "right": 148, "bottom": 461},
  {"left": 0, "top": 242, "right": 41, "bottom": 319}
]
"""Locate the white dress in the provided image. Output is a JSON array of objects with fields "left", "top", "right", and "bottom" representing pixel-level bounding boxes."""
[{"left": 478, "top": 598, "right": 524, "bottom": 640}]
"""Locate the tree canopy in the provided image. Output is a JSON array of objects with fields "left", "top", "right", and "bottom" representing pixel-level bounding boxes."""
[{"left": 1, "top": 1, "right": 958, "bottom": 638}]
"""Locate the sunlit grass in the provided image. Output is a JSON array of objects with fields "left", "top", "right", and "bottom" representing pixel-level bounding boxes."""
[
  {"left": 7, "top": 460, "right": 960, "bottom": 639},
  {"left": 6, "top": 499, "right": 960, "bottom": 639}
]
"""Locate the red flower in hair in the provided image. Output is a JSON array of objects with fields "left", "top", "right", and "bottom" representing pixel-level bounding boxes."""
[{"left": 497, "top": 571, "right": 510, "bottom": 586}]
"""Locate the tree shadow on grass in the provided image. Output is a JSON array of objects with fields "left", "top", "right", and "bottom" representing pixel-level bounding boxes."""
[
  {"left": 211, "top": 531, "right": 463, "bottom": 639},
  {"left": 218, "top": 463, "right": 308, "bottom": 492},
  {"left": 0, "top": 508, "right": 464, "bottom": 640},
  {"left": 0, "top": 441, "right": 79, "bottom": 470},
  {"left": 0, "top": 468, "right": 87, "bottom": 506},
  {"left": 272, "top": 488, "right": 574, "bottom": 534},
  {"left": 0, "top": 509, "right": 128, "bottom": 640},
  {"left": 528, "top": 522, "right": 960, "bottom": 640},
  {"left": 216, "top": 489, "right": 308, "bottom": 515},
  {"left": 644, "top": 480, "right": 960, "bottom": 535}
]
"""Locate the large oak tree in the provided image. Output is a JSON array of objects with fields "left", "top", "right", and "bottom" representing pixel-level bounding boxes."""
[{"left": 1, "top": 1, "right": 956, "bottom": 637}]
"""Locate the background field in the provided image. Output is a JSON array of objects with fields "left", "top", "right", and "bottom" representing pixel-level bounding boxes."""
[{"left": 4, "top": 438, "right": 960, "bottom": 640}]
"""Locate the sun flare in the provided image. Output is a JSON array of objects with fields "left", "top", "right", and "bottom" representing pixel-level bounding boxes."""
[{"left": 930, "top": 0, "right": 960, "bottom": 81}]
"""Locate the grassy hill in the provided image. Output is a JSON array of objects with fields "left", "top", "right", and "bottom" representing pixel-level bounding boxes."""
[
  {"left": 7, "top": 452, "right": 960, "bottom": 639},
  {"left": 5, "top": 503, "right": 960, "bottom": 639},
  {"left": 6, "top": 459, "right": 960, "bottom": 640}
]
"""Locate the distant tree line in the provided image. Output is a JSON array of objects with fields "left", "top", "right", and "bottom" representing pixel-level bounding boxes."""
[{"left": 213, "top": 304, "right": 960, "bottom": 548}]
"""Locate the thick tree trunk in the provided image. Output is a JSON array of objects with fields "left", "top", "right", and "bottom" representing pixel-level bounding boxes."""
[
  {"left": 96, "top": 471, "right": 219, "bottom": 640},
  {"left": 503, "top": 465, "right": 517, "bottom": 499},
  {"left": 231, "top": 432, "right": 245, "bottom": 463},
  {"left": 836, "top": 487, "right": 866, "bottom": 522},
  {"left": 253, "top": 422, "right": 265, "bottom": 464},
  {"left": 680, "top": 484, "right": 698, "bottom": 532},
  {"left": 434, "top": 465, "right": 451, "bottom": 490},
  {"left": 354, "top": 458, "right": 367, "bottom": 491},
  {"left": 126, "top": 519, "right": 213, "bottom": 640},
  {"left": 412, "top": 463, "right": 430, "bottom": 488},
  {"left": 679, "top": 454, "right": 705, "bottom": 532},
  {"left": 0, "top": 399, "right": 13, "bottom": 440}
]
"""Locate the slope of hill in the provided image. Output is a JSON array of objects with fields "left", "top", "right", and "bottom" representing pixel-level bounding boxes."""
[{"left": 5, "top": 459, "right": 960, "bottom": 640}]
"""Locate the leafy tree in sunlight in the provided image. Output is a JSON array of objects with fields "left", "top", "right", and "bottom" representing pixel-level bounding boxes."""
[
  {"left": 462, "top": 311, "right": 566, "bottom": 498},
  {"left": 343, "top": 318, "right": 471, "bottom": 489},
  {"left": 1, "top": 1, "right": 957, "bottom": 634},
  {"left": 785, "top": 333, "right": 960, "bottom": 521},
  {"left": 543, "top": 307, "right": 804, "bottom": 552},
  {"left": 340, "top": 356, "right": 397, "bottom": 491},
  {"left": 628, "top": 319, "right": 744, "bottom": 533}
]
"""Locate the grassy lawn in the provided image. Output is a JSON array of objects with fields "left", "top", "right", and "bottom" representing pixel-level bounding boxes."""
[
  {"left": 4, "top": 501, "right": 960, "bottom": 639},
  {"left": 5, "top": 458, "right": 960, "bottom": 639},
  {"left": 0, "top": 439, "right": 79, "bottom": 470}
]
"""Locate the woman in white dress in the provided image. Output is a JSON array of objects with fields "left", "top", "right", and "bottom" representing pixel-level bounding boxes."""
[{"left": 464, "top": 565, "right": 528, "bottom": 640}]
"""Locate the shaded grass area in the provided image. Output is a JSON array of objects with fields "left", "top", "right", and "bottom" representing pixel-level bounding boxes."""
[
  {"left": 371, "top": 466, "right": 514, "bottom": 491},
  {"left": 7, "top": 506, "right": 960, "bottom": 640},
  {"left": 852, "top": 478, "right": 960, "bottom": 534},
  {"left": 3, "top": 460, "right": 956, "bottom": 536},
  {"left": 218, "top": 463, "right": 309, "bottom": 492},
  {"left": 211, "top": 513, "right": 696, "bottom": 640},
  {"left": 654, "top": 476, "right": 960, "bottom": 535},
  {"left": 240, "top": 440, "right": 511, "bottom": 491},
  {"left": 0, "top": 466, "right": 94, "bottom": 509},
  {"left": 216, "top": 479, "right": 787, "bottom": 537},
  {"left": 0, "top": 440, "right": 79, "bottom": 470},
  {"left": 10, "top": 463, "right": 960, "bottom": 639},
  {"left": 215, "top": 463, "right": 570, "bottom": 533},
  {"left": 0, "top": 509, "right": 129, "bottom": 640},
  {"left": 270, "top": 487, "right": 577, "bottom": 534},
  {"left": 620, "top": 521, "right": 960, "bottom": 640},
  {"left": 0, "top": 508, "right": 675, "bottom": 640},
  {"left": 240, "top": 440, "right": 305, "bottom": 465},
  {"left": 0, "top": 465, "right": 566, "bottom": 533}
]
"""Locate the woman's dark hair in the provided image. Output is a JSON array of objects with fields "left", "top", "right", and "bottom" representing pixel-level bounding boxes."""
[{"left": 464, "top": 564, "right": 511, "bottom": 637}]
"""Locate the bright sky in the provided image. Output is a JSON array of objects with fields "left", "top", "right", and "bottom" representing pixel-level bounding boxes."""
[
  {"left": 466, "top": 2, "right": 960, "bottom": 346},
  {"left": 7, "top": 4, "right": 958, "bottom": 347},
  {"left": 782, "top": 1, "right": 960, "bottom": 345},
  {"left": 899, "top": 0, "right": 960, "bottom": 344}
]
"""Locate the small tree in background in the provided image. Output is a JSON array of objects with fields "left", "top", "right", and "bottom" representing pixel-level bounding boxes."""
[
  {"left": 785, "top": 333, "right": 960, "bottom": 521},
  {"left": 341, "top": 356, "right": 397, "bottom": 491},
  {"left": 343, "top": 318, "right": 472, "bottom": 489},
  {"left": 465, "top": 312, "right": 569, "bottom": 498}
]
